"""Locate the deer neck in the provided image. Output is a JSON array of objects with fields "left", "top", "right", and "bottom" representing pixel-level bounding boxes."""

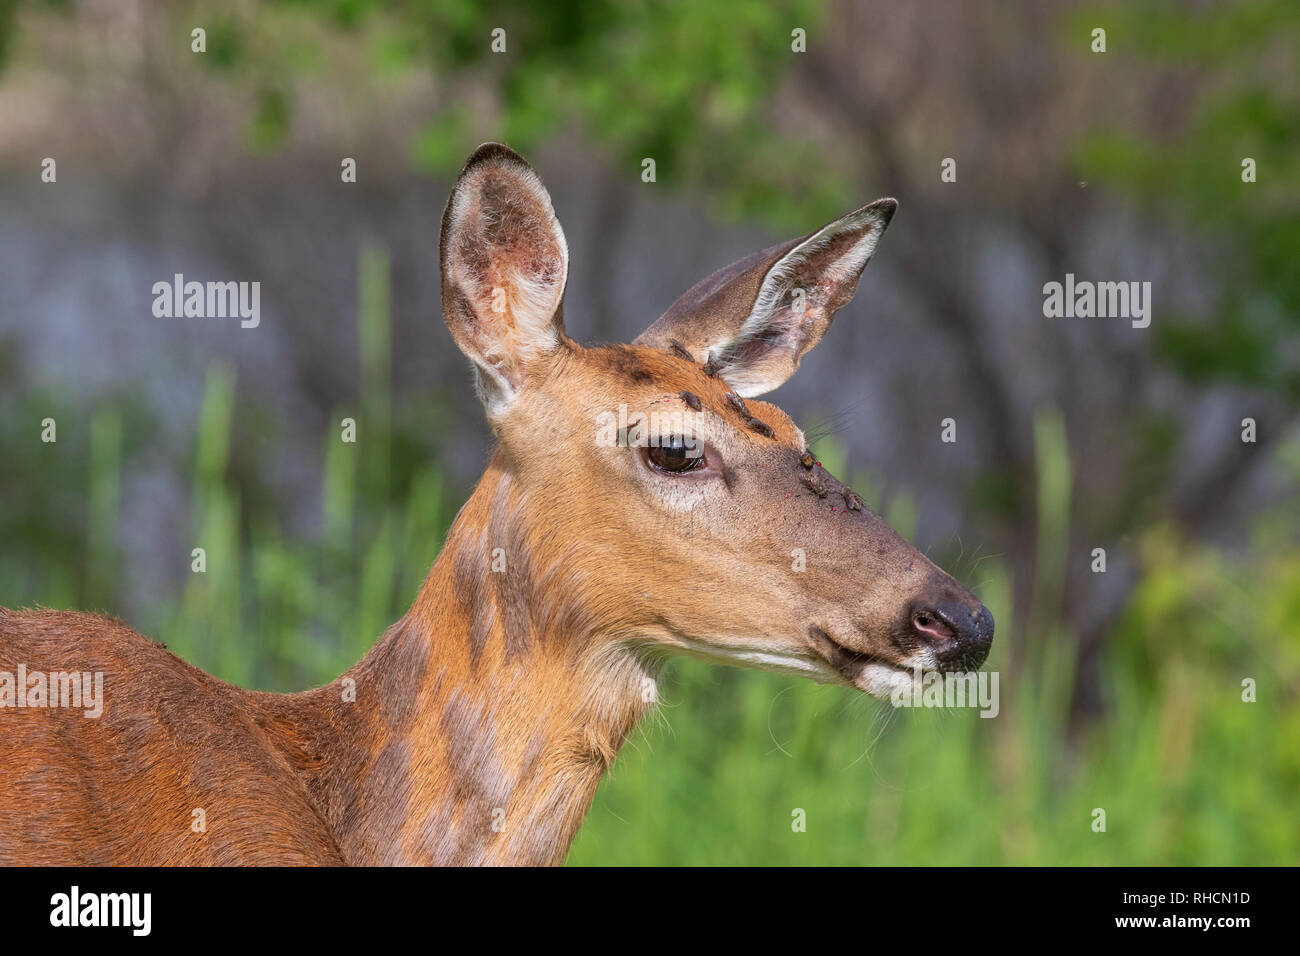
[{"left": 275, "top": 451, "right": 655, "bottom": 866}]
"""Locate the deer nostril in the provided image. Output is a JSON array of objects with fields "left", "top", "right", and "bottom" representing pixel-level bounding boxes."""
[
  {"left": 912, "top": 610, "right": 955, "bottom": 643},
  {"left": 914, "top": 601, "right": 995, "bottom": 671}
]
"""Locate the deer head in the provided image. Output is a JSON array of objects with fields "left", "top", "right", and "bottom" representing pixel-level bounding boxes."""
[
  {"left": 0, "top": 142, "right": 997, "bottom": 871},
  {"left": 438, "top": 143, "right": 993, "bottom": 704}
]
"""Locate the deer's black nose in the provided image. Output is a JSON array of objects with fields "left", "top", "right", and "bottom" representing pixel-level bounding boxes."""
[{"left": 911, "top": 601, "right": 994, "bottom": 672}]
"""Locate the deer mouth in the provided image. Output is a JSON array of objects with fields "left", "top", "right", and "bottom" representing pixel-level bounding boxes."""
[{"left": 807, "top": 626, "right": 920, "bottom": 696}]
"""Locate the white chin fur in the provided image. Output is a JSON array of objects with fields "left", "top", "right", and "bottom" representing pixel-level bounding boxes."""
[
  {"left": 855, "top": 662, "right": 922, "bottom": 700},
  {"left": 669, "top": 637, "right": 844, "bottom": 685}
]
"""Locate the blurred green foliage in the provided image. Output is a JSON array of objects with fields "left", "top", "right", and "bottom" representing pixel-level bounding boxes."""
[
  {"left": 281, "top": 0, "right": 834, "bottom": 220},
  {"left": 1074, "top": 0, "right": 1300, "bottom": 400},
  {"left": 0, "top": 0, "right": 16, "bottom": 69},
  {"left": 158, "top": 0, "right": 844, "bottom": 228},
  {"left": 0, "top": 341, "right": 157, "bottom": 613},
  {"left": 155, "top": 248, "right": 455, "bottom": 691}
]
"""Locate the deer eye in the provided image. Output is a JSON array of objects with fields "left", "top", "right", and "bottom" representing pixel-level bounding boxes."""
[{"left": 645, "top": 437, "right": 705, "bottom": 474}]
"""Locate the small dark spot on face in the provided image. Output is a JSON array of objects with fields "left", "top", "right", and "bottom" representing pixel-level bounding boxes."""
[
  {"left": 799, "top": 452, "right": 815, "bottom": 469},
  {"left": 679, "top": 390, "right": 701, "bottom": 411},
  {"left": 590, "top": 344, "right": 657, "bottom": 384},
  {"left": 745, "top": 416, "right": 774, "bottom": 439}
]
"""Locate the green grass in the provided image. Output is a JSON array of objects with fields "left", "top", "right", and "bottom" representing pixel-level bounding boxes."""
[{"left": 5, "top": 247, "right": 1298, "bottom": 865}]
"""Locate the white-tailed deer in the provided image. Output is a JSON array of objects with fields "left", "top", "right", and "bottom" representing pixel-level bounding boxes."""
[{"left": 0, "top": 143, "right": 992, "bottom": 865}]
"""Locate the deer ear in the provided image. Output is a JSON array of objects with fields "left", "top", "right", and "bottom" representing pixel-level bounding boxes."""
[
  {"left": 635, "top": 199, "right": 896, "bottom": 397},
  {"left": 440, "top": 143, "right": 570, "bottom": 417}
]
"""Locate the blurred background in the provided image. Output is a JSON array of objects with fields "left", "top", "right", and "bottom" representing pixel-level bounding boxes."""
[{"left": 1, "top": 0, "right": 1297, "bottom": 864}]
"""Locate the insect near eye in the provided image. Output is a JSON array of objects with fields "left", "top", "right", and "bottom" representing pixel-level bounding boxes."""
[{"left": 645, "top": 436, "right": 705, "bottom": 474}]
